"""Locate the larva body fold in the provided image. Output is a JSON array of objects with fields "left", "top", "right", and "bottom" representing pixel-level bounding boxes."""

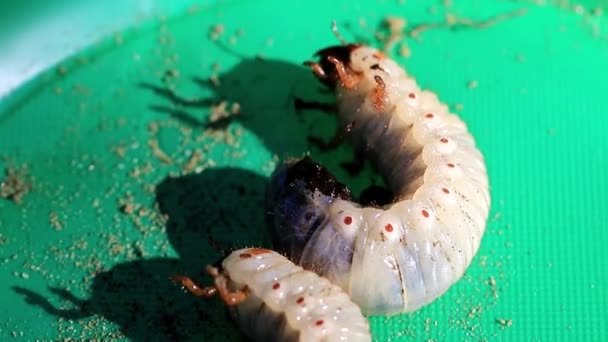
[{"left": 267, "top": 43, "right": 490, "bottom": 315}]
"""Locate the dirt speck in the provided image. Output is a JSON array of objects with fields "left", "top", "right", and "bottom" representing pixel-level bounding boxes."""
[
  {"left": 120, "top": 203, "right": 136, "bottom": 215},
  {"left": 379, "top": 8, "right": 526, "bottom": 53},
  {"left": 495, "top": 318, "right": 512, "bottom": 329},
  {"left": 148, "top": 139, "right": 173, "bottom": 164},
  {"left": 49, "top": 212, "right": 64, "bottom": 231},
  {"left": 1, "top": 165, "right": 32, "bottom": 205},
  {"left": 487, "top": 276, "right": 499, "bottom": 298},
  {"left": 182, "top": 150, "right": 204, "bottom": 174},
  {"left": 209, "top": 74, "right": 221, "bottom": 87},
  {"left": 57, "top": 66, "right": 67, "bottom": 75},
  {"left": 209, "top": 101, "right": 240, "bottom": 126},
  {"left": 398, "top": 43, "right": 411, "bottom": 57},
  {"left": 209, "top": 24, "right": 225, "bottom": 40}
]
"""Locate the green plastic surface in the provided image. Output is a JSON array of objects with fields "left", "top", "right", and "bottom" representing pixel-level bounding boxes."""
[{"left": 1, "top": 0, "right": 607, "bottom": 340}]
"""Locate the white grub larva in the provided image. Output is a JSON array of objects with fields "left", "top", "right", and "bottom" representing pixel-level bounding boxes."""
[
  {"left": 172, "top": 248, "right": 371, "bottom": 342},
  {"left": 267, "top": 28, "right": 490, "bottom": 316}
]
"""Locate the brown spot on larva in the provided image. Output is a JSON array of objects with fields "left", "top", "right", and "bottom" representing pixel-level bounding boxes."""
[
  {"left": 344, "top": 216, "right": 353, "bottom": 225},
  {"left": 385, "top": 224, "right": 394, "bottom": 232},
  {"left": 272, "top": 283, "right": 280, "bottom": 290},
  {"left": 315, "top": 320, "right": 324, "bottom": 326},
  {"left": 246, "top": 248, "right": 273, "bottom": 255},
  {"left": 296, "top": 297, "right": 304, "bottom": 304},
  {"left": 425, "top": 113, "right": 434, "bottom": 118},
  {"left": 440, "top": 138, "right": 448, "bottom": 143},
  {"left": 371, "top": 75, "right": 387, "bottom": 111},
  {"left": 442, "top": 188, "right": 450, "bottom": 194},
  {"left": 447, "top": 163, "right": 455, "bottom": 168},
  {"left": 373, "top": 51, "right": 386, "bottom": 59},
  {"left": 408, "top": 92, "right": 416, "bottom": 99},
  {"left": 421, "top": 210, "right": 430, "bottom": 218},
  {"left": 239, "top": 253, "right": 251, "bottom": 259}
]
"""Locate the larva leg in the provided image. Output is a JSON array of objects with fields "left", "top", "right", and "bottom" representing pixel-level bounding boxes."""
[
  {"left": 171, "top": 265, "right": 249, "bottom": 306},
  {"left": 303, "top": 61, "right": 328, "bottom": 80},
  {"left": 209, "top": 266, "right": 250, "bottom": 306},
  {"left": 327, "top": 56, "right": 358, "bottom": 89},
  {"left": 170, "top": 275, "right": 218, "bottom": 297}
]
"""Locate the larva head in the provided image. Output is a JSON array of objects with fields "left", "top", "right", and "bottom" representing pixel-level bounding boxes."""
[
  {"left": 307, "top": 43, "right": 396, "bottom": 90},
  {"left": 307, "top": 44, "right": 360, "bottom": 88},
  {"left": 266, "top": 156, "right": 351, "bottom": 261}
]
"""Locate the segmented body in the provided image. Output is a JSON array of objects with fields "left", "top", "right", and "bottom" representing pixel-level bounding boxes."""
[
  {"left": 267, "top": 44, "right": 490, "bottom": 315},
  {"left": 173, "top": 248, "right": 371, "bottom": 341}
]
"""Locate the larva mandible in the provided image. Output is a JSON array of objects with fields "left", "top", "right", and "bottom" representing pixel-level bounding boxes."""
[
  {"left": 266, "top": 30, "right": 490, "bottom": 315},
  {"left": 172, "top": 248, "right": 371, "bottom": 342}
]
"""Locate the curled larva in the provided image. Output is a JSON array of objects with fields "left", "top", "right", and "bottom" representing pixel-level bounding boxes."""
[
  {"left": 172, "top": 248, "right": 371, "bottom": 342},
  {"left": 267, "top": 35, "right": 490, "bottom": 315}
]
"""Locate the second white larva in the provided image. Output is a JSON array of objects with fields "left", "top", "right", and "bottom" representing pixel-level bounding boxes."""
[
  {"left": 267, "top": 38, "right": 490, "bottom": 315},
  {"left": 172, "top": 248, "right": 371, "bottom": 342}
]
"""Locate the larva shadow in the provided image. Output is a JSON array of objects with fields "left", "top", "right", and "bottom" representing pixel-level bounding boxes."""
[
  {"left": 155, "top": 167, "right": 270, "bottom": 264},
  {"left": 13, "top": 259, "right": 240, "bottom": 341},
  {"left": 142, "top": 57, "right": 347, "bottom": 162},
  {"left": 13, "top": 258, "right": 241, "bottom": 341},
  {"left": 13, "top": 168, "right": 267, "bottom": 341},
  {"left": 141, "top": 57, "right": 381, "bottom": 194}
]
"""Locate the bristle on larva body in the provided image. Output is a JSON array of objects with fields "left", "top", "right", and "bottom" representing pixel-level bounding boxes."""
[
  {"left": 173, "top": 248, "right": 371, "bottom": 342},
  {"left": 267, "top": 44, "right": 490, "bottom": 315}
]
